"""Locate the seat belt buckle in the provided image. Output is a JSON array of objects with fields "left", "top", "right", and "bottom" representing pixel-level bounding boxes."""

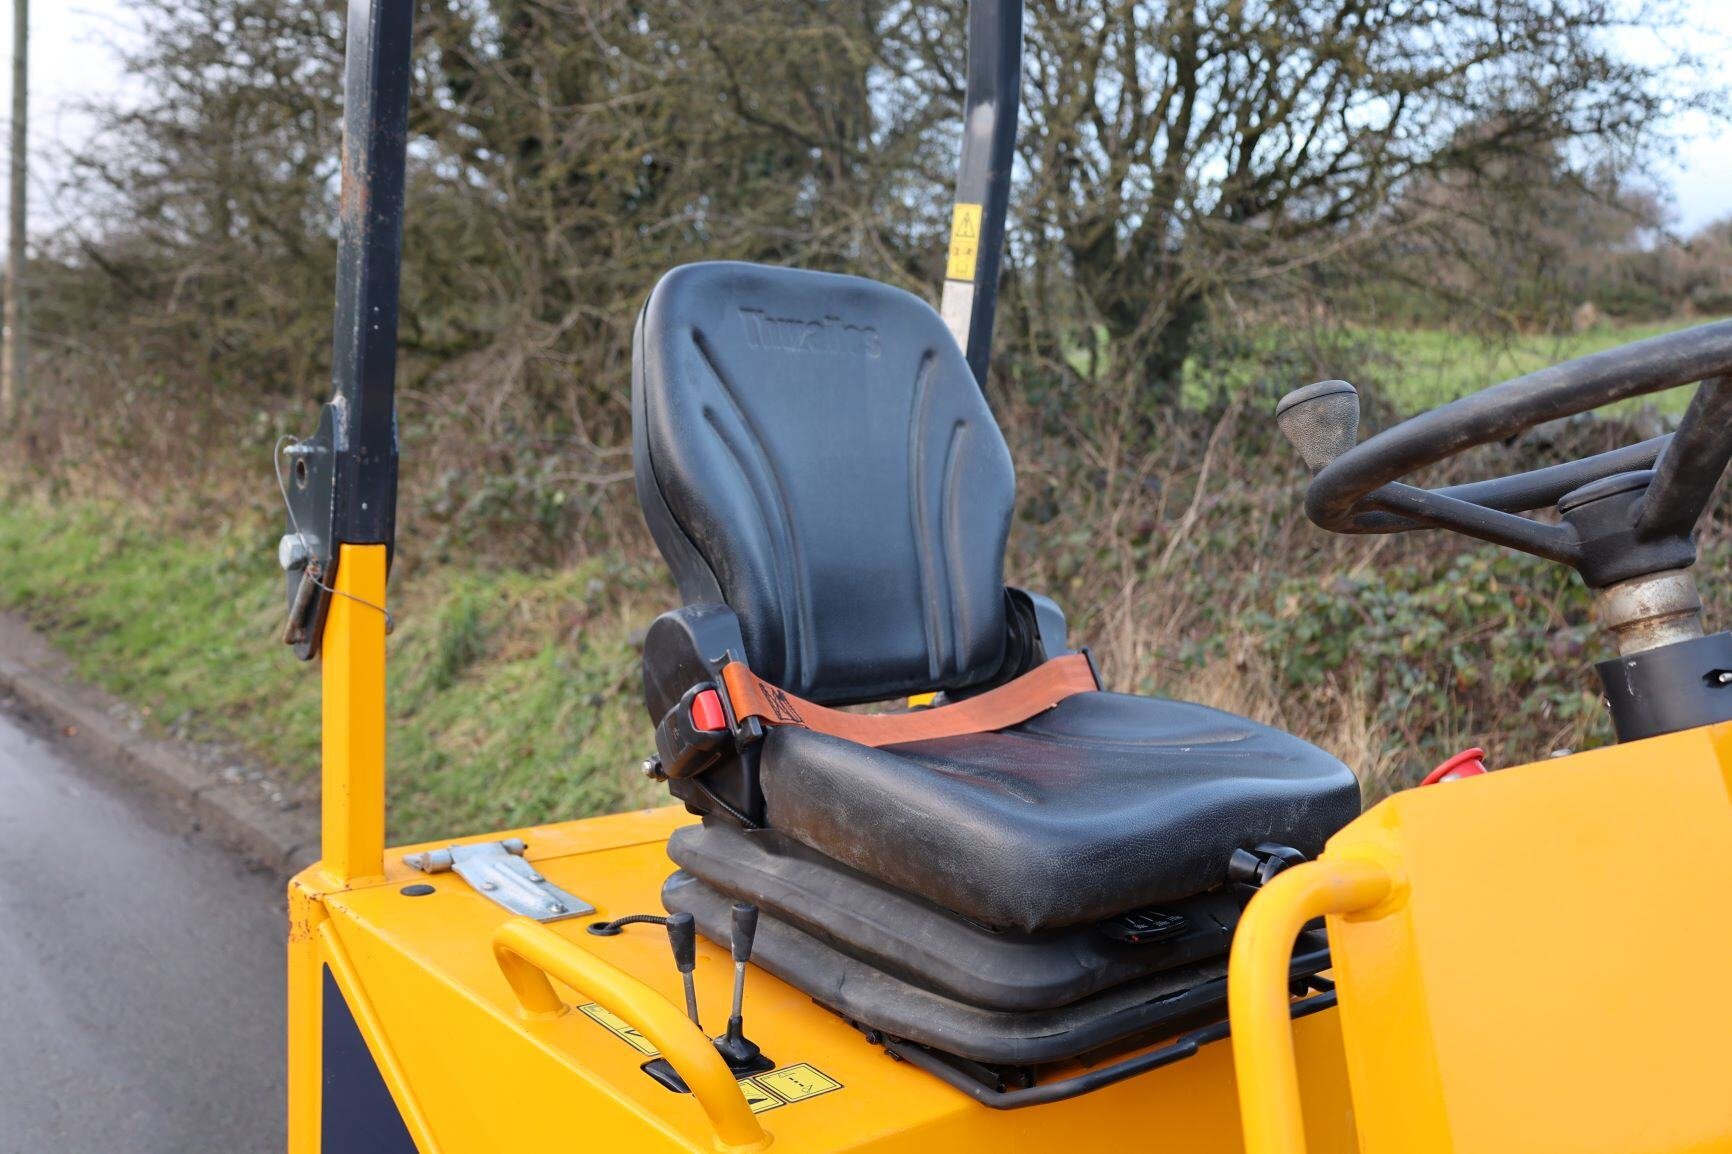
[{"left": 653, "top": 681, "right": 740, "bottom": 779}]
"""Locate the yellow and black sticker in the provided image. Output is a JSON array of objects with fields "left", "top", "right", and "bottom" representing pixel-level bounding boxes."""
[
  {"left": 947, "top": 203, "right": 984, "bottom": 282},
  {"left": 756, "top": 1063, "right": 843, "bottom": 1104},
  {"left": 577, "top": 1008, "right": 842, "bottom": 1112},
  {"left": 738, "top": 1078, "right": 784, "bottom": 1114},
  {"left": 577, "top": 1002, "right": 660, "bottom": 1056}
]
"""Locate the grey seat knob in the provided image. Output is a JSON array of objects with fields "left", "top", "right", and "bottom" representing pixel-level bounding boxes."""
[{"left": 1276, "top": 380, "right": 1360, "bottom": 473}]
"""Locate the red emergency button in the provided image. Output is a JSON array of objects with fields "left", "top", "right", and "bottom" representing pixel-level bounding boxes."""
[
  {"left": 1420, "top": 747, "right": 1488, "bottom": 786},
  {"left": 690, "top": 688, "right": 728, "bottom": 733}
]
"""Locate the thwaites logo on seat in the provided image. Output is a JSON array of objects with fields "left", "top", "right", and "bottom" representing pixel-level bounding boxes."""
[{"left": 738, "top": 308, "right": 882, "bottom": 358}]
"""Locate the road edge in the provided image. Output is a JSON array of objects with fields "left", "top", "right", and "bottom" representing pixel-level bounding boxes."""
[{"left": 0, "top": 612, "right": 320, "bottom": 875}]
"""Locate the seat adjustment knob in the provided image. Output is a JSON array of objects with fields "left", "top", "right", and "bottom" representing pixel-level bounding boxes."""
[{"left": 1228, "top": 843, "right": 1309, "bottom": 890}]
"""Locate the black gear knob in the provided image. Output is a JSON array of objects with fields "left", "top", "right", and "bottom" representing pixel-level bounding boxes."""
[
  {"left": 1276, "top": 380, "right": 1360, "bottom": 473},
  {"left": 665, "top": 911, "right": 701, "bottom": 1027},
  {"left": 666, "top": 911, "right": 697, "bottom": 973},
  {"left": 730, "top": 902, "right": 759, "bottom": 964}
]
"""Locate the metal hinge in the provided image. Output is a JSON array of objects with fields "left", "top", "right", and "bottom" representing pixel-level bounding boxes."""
[{"left": 404, "top": 839, "right": 595, "bottom": 923}]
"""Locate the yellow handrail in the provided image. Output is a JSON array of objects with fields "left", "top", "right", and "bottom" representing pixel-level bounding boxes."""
[
  {"left": 1228, "top": 857, "right": 1395, "bottom": 1154},
  {"left": 491, "top": 918, "right": 772, "bottom": 1153}
]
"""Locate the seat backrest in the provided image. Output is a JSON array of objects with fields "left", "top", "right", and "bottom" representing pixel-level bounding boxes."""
[{"left": 632, "top": 262, "right": 1014, "bottom": 705}]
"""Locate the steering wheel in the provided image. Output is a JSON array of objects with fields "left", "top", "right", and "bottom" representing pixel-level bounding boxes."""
[{"left": 1275, "top": 320, "right": 1732, "bottom": 591}]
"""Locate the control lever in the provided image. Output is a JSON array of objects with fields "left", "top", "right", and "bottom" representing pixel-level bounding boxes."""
[
  {"left": 665, "top": 911, "right": 701, "bottom": 1027},
  {"left": 1276, "top": 380, "right": 1360, "bottom": 473},
  {"left": 713, "top": 902, "right": 773, "bottom": 1074}
]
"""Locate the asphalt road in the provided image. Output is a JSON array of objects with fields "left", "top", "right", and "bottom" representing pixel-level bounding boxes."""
[{"left": 0, "top": 705, "right": 285, "bottom": 1153}]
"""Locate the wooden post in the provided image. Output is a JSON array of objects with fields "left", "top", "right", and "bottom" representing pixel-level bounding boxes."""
[{"left": 2, "top": 0, "right": 25, "bottom": 424}]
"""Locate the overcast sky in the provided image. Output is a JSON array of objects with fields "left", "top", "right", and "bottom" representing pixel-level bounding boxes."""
[{"left": 3, "top": 2, "right": 1730, "bottom": 235}]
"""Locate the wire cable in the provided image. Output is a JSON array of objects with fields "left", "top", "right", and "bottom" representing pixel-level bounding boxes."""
[{"left": 274, "top": 434, "right": 394, "bottom": 632}]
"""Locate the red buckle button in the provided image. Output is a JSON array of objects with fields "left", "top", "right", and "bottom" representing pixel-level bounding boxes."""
[{"left": 690, "top": 688, "right": 728, "bottom": 733}]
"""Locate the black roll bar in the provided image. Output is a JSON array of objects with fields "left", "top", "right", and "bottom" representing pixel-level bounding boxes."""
[
  {"left": 282, "top": 0, "right": 1024, "bottom": 655},
  {"left": 942, "top": 0, "right": 1023, "bottom": 388},
  {"left": 280, "top": 0, "right": 413, "bottom": 660}
]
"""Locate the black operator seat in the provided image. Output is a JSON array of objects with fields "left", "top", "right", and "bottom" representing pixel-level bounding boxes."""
[{"left": 632, "top": 262, "right": 1360, "bottom": 934}]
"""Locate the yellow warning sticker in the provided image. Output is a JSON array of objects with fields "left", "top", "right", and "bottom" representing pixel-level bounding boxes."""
[
  {"left": 738, "top": 1078, "right": 784, "bottom": 1114},
  {"left": 577, "top": 1003, "right": 659, "bottom": 1056},
  {"left": 946, "top": 202, "right": 984, "bottom": 282},
  {"left": 577, "top": 1009, "right": 841, "bottom": 1112},
  {"left": 757, "top": 1063, "right": 843, "bottom": 1104}
]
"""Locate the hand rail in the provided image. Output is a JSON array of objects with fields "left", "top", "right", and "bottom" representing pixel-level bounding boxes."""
[
  {"left": 1228, "top": 857, "right": 1396, "bottom": 1154},
  {"left": 491, "top": 918, "right": 771, "bottom": 1152}
]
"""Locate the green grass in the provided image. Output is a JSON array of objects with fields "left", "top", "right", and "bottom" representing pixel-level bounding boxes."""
[
  {"left": 0, "top": 494, "right": 665, "bottom": 843},
  {"left": 1367, "top": 319, "right": 1720, "bottom": 415},
  {"left": 1161, "top": 316, "right": 1724, "bottom": 414}
]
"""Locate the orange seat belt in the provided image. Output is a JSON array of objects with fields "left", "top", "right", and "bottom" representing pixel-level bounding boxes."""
[{"left": 719, "top": 653, "right": 1099, "bottom": 749}]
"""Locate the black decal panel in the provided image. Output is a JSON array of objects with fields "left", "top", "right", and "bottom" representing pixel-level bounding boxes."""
[{"left": 320, "top": 966, "right": 418, "bottom": 1154}]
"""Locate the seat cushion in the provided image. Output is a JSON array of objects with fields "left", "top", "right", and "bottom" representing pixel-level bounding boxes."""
[{"left": 759, "top": 690, "right": 1362, "bottom": 932}]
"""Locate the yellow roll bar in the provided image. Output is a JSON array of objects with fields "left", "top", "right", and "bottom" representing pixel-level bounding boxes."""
[
  {"left": 319, "top": 544, "right": 390, "bottom": 887},
  {"left": 491, "top": 917, "right": 772, "bottom": 1153},
  {"left": 1228, "top": 856, "right": 1395, "bottom": 1154}
]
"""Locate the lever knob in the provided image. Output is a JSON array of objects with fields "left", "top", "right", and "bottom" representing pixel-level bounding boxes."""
[
  {"left": 718, "top": 901, "right": 770, "bottom": 1074},
  {"left": 667, "top": 911, "right": 697, "bottom": 974},
  {"left": 1276, "top": 380, "right": 1360, "bottom": 473},
  {"left": 730, "top": 902, "right": 759, "bottom": 964}
]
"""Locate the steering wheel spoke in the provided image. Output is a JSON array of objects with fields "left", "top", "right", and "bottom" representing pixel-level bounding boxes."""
[
  {"left": 1433, "top": 436, "right": 1669, "bottom": 516},
  {"left": 1637, "top": 376, "right": 1732, "bottom": 544},
  {"left": 1366, "top": 483, "right": 1580, "bottom": 565}
]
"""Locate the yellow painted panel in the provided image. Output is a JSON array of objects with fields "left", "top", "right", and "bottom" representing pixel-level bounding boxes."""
[
  {"left": 290, "top": 822, "right": 1358, "bottom": 1153},
  {"left": 1323, "top": 724, "right": 1732, "bottom": 1154}
]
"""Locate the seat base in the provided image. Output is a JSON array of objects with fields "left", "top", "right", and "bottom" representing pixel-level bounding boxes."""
[
  {"left": 665, "top": 871, "right": 1329, "bottom": 1066},
  {"left": 668, "top": 820, "right": 1247, "bottom": 1012}
]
